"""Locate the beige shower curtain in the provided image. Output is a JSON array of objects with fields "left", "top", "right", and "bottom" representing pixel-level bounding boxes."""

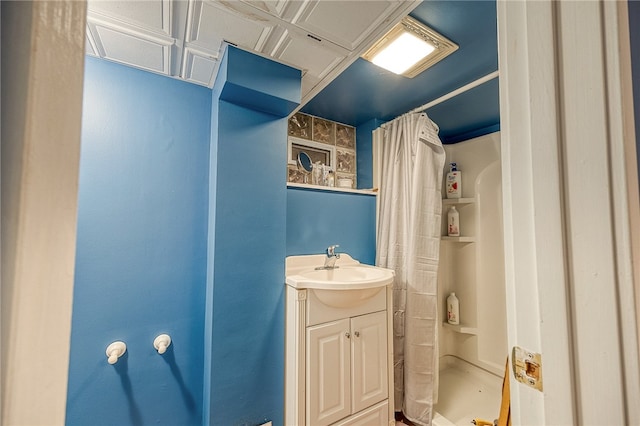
[{"left": 375, "top": 112, "right": 445, "bottom": 426}]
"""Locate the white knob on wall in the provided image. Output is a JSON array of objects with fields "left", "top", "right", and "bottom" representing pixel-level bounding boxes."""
[
  {"left": 153, "top": 334, "right": 171, "bottom": 354},
  {"left": 105, "top": 341, "right": 127, "bottom": 365}
]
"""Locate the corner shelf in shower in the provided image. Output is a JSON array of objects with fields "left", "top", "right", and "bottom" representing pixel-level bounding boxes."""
[
  {"left": 442, "top": 197, "right": 475, "bottom": 205},
  {"left": 441, "top": 195, "right": 478, "bottom": 338},
  {"left": 441, "top": 198, "right": 476, "bottom": 242},
  {"left": 442, "top": 322, "right": 478, "bottom": 335},
  {"left": 441, "top": 236, "right": 475, "bottom": 243}
]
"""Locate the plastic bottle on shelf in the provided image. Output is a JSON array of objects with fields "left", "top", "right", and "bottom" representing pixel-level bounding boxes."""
[
  {"left": 327, "top": 171, "right": 335, "bottom": 187},
  {"left": 321, "top": 164, "right": 330, "bottom": 186},
  {"left": 312, "top": 162, "right": 322, "bottom": 185},
  {"left": 447, "top": 206, "right": 460, "bottom": 237},
  {"left": 446, "top": 162, "right": 462, "bottom": 199},
  {"left": 447, "top": 292, "right": 460, "bottom": 325}
]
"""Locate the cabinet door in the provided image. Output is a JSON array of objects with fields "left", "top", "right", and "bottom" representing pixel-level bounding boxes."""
[
  {"left": 333, "top": 401, "right": 389, "bottom": 426},
  {"left": 351, "top": 311, "right": 388, "bottom": 413},
  {"left": 307, "top": 318, "right": 351, "bottom": 426}
]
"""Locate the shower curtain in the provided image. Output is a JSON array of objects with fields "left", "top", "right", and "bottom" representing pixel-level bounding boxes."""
[{"left": 375, "top": 112, "right": 445, "bottom": 426}]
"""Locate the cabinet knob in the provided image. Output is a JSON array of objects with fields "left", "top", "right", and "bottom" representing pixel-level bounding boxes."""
[
  {"left": 354, "top": 331, "right": 360, "bottom": 337},
  {"left": 345, "top": 332, "right": 350, "bottom": 338}
]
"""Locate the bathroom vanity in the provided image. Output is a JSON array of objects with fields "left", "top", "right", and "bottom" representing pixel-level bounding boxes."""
[{"left": 285, "top": 254, "right": 395, "bottom": 426}]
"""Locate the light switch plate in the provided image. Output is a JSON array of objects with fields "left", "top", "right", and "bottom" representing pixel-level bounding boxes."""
[{"left": 512, "top": 346, "right": 543, "bottom": 391}]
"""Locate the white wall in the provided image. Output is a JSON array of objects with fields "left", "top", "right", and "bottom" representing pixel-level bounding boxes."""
[
  {"left": 438, "top": 132, "right": 507, "bottom": 376},
  {"left": 1, "top": 1, "right": 86, "bottom": 423}
]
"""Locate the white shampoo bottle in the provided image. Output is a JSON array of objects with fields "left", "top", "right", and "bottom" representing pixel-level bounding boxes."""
[
  {"left": 447, "top": 206, "right": 460, "bottom": 237},
  {"left": 447, "top": 292, "right": 460, "bottom": 325},
  {"left": 446, "top": 162, "right": 461, "bottom": 199}
]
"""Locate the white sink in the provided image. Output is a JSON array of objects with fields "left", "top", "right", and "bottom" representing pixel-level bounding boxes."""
[
  {"left": 286, "top": 265, "right": 394, "bottom": 290},
  {"left": 286, "top": 254, "right": 394, "bottom": 308}
]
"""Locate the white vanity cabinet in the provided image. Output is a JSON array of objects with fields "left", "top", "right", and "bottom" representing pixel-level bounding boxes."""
[
  {"left": 285, "top": 254, "right": 395, "bottom": 426},
  {"left": 307, "top": 310, "right": 388, "bottom": 426}
]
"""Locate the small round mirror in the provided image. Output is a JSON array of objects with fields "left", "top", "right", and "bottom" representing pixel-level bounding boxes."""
[{"left": 297, "top": 152, "right": 313, "bottom": 173}]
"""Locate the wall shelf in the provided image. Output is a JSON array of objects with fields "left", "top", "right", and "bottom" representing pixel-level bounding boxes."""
[
  {"left": 442, "top": 197, "right": 475, "bottom": 205},
  {"left": 441, "top": 236, "right": 475, "bottom": 243},
  {"left": 287, "top": 182, "right": 378, "bottom": 196},
  {"left": 442, "top": 322, "right": 478, "bottom": 335}
]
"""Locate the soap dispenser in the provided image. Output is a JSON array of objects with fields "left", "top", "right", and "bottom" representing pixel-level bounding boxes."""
[{"left": 446, "top": 162, "right": 461, "bottom": 199}]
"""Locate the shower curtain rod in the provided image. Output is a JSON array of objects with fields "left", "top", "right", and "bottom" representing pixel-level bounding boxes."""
[
  {"left": 379, "top": 71, "right": 499, "bottom": 129},
  {"left": 410, "top": 70, "right": 499, "bottom": 114}
]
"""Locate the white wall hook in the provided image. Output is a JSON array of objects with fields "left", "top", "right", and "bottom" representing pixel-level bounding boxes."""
[
  {"left": 153, "top": 334, "right": 171, "bottom": 355},
  {"left": 105, "top": 341, "right": 126, "bottom": 365}
]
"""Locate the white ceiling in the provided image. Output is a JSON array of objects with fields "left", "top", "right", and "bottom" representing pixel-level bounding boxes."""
[{"left": 86, "top": 0, "right": 420, "bottom": 106}]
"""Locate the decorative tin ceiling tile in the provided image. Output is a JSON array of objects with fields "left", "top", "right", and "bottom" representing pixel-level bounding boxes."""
[
  {"left": 188, "top": 1, "right": 273, "bottom": 52},
  {"left": 86, "top": 0, "right": 419, "bottom": 100},
  {"left": 88, "top": 0, "right": 172, "bottom": 36},
  {"left": 182, "top": 48, "right": 218, "bottom": 86},
  {"left": 293, "top": 0, "right": 399, "bottom": 50},
  {"left": 91, "top": 23, "right": 171, "bottom": 74}
]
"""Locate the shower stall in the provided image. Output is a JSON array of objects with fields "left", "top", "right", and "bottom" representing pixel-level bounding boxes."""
[
  {"left": 434, "top": 131, "right": 507, "bottom": 425},
  {"left": 375, "top": 129, "right": 508, "bottom": 425}
]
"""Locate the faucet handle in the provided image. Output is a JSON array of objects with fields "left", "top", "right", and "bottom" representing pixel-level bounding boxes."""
[{"left": 327, "top": 245, "right": 340, "bottom": 257}]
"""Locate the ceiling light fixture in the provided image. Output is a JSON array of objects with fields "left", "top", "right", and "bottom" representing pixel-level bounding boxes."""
[{"left": 362, "top": 16, "right": 458, "bottom": 78}]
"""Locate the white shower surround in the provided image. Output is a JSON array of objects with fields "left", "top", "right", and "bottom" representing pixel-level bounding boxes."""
[
  {"left": 438, "top": 131, "right": 507, "bottom": 377},
  {"left": 432, "top": 131, "right": 508, "bottom": 425}
]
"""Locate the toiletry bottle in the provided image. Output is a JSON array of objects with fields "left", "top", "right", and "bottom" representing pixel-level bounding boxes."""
[
  {"left": 321, "top": 164, "right": 330, "bottom": 186},
  {"left": 447, "top": 292, "right": 460, "bottom": 325},
  {"left": 447, "top": 206, "right": 460, "bottom": 237},
  {"left": 327, "top": 170, "right": 335, "bottom": 187},
  {"left": 446, "top": 162, "right": 461, "bottom": 199},
  {"left": 312, "top": 161, "right": 322, "bottom": 185}
]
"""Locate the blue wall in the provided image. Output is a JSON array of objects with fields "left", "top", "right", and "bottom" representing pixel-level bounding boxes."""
[
  {"left": 283, "top": 116, "right": 379, "bottom": 266},
  {"left": 204, "top": 46, "right": 300, "bottom": 426},
  {"left": 69, "top": 49, "right": 377, "bottom": 426},
  {"left": 286, "top": 188, "right": 376, "bottom": 265},
  {"left": 356, "top": 118, "right": 382, "bottom": 190},
  {"left": 67, "top": 57, "right": 211, "bottom": 425}
]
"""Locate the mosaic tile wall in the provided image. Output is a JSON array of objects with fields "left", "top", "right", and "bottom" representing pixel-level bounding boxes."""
[{"left": 287, "top": 112, "right": 357, "bottom": 188}]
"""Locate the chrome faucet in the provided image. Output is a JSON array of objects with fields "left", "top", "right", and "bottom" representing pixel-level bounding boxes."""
[{"left": 316, "top": 245, "right": 341, "bottom": 270}]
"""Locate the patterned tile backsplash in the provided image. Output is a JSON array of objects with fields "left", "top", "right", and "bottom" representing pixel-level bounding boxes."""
[{"left": 287, "top": 112, "right": 356, "bottom": 188}]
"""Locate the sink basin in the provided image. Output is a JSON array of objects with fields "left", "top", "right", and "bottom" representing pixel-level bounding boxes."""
[
  {"left": 286, "top": 254, "right": 395, "bottom": 308},
  {"left": 286, "top": 265, "right": 394, "bottom": 290}
]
